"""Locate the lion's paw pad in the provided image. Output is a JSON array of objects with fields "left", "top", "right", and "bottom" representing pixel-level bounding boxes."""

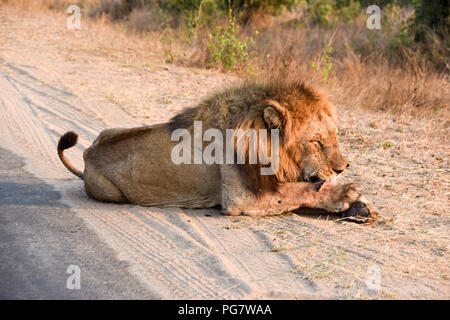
[{"left": 341, "top": 201, "right": 377, "bottom": 224}]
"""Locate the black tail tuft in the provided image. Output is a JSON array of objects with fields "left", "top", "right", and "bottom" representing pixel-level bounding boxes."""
[{"left": 58, "top": 131, "right": 78, "bottom": 151}]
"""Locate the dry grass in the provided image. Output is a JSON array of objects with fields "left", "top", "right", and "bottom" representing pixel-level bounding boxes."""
[
  {"left": 137, "top": 3, "right": 449, "bottom": 128},
  {"left": 6, "top": 0, "right": 448, "bottom": 128},
  {"left": 6, "top": 0, "right": 448, "bottom": 139},
  {"left": 225, "top": 12, "right": 449, "bottom": 126}
]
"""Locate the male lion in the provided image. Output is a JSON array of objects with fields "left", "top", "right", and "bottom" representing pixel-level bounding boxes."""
[{"left": 57, "top": 80, "right": 377, "bottom": 223}]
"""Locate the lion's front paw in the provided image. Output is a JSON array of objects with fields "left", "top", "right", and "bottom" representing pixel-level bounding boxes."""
[
  {"left": 318, "top": 183, "right": 362, "bottom": 213},
  {"left": 341, "top": 200, "right": 379, "bottom": 224}
]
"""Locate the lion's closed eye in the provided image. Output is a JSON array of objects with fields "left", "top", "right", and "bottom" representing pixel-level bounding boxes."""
[{"left": 310, "top": 140, "right": 325, "bottom": 150}]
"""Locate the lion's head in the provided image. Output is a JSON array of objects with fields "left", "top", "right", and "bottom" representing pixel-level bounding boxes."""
[
  {"left": 169, "top": 79, "right": 348, "bottom": 194},
  {"left": 233, "top": 80, "right": 348, "bottom": 193}
]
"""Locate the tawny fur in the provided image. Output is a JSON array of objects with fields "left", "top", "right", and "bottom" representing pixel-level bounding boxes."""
[{"left": 57, "top": 79, "right": 378, "bottom": 222}]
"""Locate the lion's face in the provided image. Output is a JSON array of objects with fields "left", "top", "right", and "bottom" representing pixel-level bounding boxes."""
[
  {"left": 295, "top": 109, "right": 348, "bottom": 188},
  {"left": 263, "top": 98, "right": 347, "bottom": 189}
]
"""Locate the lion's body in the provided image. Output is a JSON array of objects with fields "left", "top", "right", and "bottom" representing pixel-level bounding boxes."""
[
  {"left": 57, "top": 79, "right": 378, "bottom": 222},
  {"left": 83, "top": 124, "right": 221, "bottom": 207}
]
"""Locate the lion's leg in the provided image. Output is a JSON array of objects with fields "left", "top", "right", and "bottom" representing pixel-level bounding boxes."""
[
  {"left": 222, "top": 182, "right": 320, "bottom": 216},
  {"left": 83, "top": 165, "right": 127, "bottom": 203},
  {"left": 220, "top": 165, "right": 361, "bottom": 217}
]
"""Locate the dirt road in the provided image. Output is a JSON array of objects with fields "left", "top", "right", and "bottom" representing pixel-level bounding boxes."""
[
  {"left": 0, "top": 147, "right": 156, "bottom": 299},
  {"left": 0, "top": 6, "right": 448, "bottom": 299}
]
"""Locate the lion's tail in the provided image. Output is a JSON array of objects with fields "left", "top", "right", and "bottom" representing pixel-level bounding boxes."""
[{"left": 57, "top": 131, "right": 84, "bottom": 180}]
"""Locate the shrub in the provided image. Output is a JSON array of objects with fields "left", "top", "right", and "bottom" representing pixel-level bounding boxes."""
[
  {"left": 225, "top": 0, "right": 297, "bottom": 21},
  {"left": 311, "top": 45, "right": 334, "bottom": 81},
  {"left": 206, "top": 7, "right": 250, "bottom": 69},
  {"left": 410, "top": 0, "right": 449, "bottom": 41},
  {"left": 307, "top": 0, "right": 333, "bottom": 26}
]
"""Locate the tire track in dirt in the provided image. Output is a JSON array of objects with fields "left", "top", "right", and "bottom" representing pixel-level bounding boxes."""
[
  {"left": 0, "top": 59, "right": 321, "bottom": 299},
  {"left": 187, "top": 210, "right": 320, "bottom": 298},
  {"left": 0, "top": 61, "right": 246, "bottom": 299}
]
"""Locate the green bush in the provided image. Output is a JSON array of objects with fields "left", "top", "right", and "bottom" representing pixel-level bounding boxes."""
[
  {"left": 224, "top": 0, "right": 297, "bottom": 20},
  {"left": 305, "top": 0, "right": 362, "bottom": 27},
  {"left": 311, "top": 45, "right": 334, "bottom": 81},
  {"left": 206, "top": 7, "right": 250, "bottom": 69},
  {"left": 307, "top": 0, "right": 333, "bottom": 26},
  {"left": 410, "top": 0, "right": 449, "bottom": 41},
  {"left": 134, "top": 0, "right": 297, "bottom": 24}
]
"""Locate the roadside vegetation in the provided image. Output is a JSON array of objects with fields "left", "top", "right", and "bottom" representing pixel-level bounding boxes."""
[{"left": 9, "top": 0, "right": 449, "bottom": 123}]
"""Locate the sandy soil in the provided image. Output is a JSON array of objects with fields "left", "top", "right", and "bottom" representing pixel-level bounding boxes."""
[{"left": 0, "top": 5, "right": 448, "bottom": 299}]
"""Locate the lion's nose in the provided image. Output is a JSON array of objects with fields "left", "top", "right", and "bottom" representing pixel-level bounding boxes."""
[{"left": 333, "top": 162, "right": 348, "bottom": 174}]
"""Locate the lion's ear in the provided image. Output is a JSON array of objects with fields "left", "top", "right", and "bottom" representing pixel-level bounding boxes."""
[
  {"left": 263, "top": 107, "right": 282, "bottom": 129},
  {"left": 263, "top": 104, "right": 285, "bottom": 129},
  {"left": 263, "top": 102, "right": 293, "bottom": 145}
]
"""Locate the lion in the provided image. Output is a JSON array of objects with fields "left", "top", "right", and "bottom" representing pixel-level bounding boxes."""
[{"left": 57, "top": 79, "right": 378, "bottom": 223}]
